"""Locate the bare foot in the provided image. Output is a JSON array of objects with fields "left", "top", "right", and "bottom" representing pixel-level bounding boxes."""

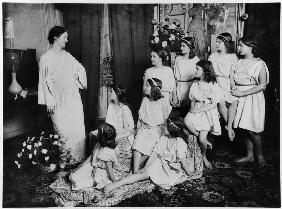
[
  {"left": 257, "top": 155, "right": 267, "bottom": 167},
  {"left": 235, "top": 156, "right": 254, "bottom": 164},
  {"left": 225, "top": 125, "right": 235, "bottom": 141},
  {"left": 203, "top": 157, "right": 213, "bottom": 169},
  {"left": 207, "top": 141, "right": 213, "bottom": 150},
  {"left": 103, "top": 185, "right": 115, "bottom": 198}
]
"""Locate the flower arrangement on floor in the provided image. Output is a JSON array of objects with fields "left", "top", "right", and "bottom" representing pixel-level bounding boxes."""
[{"left": 15, "top": 131, "right": 72, "bottom": 172}]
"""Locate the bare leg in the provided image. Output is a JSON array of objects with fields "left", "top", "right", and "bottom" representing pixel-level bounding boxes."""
[
  {"left": 104, "top": 171, "right": 150, "bottom": 196},
  {"left": 184, "top": 117, "right": 199, "bottom": 136},
  {"left": 227, "top": 101, "right": 239, "bottom": 141},
  {"left": 198, "top": 130, "right": 212, "bottom": 169},
  {"left": 133, "top": 150, "right": 142, "bottom": 173},
  {"left": 249, "top": 131, "right": 266, "bottom": 166},
  {"left": 235, "top": 133, "right": 254, "bottom": 163},
  {"left": 218, "top": 101, "right": 228, "bottom": 123}
]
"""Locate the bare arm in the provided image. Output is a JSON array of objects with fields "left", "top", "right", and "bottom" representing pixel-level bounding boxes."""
[
  {"left": 231, "top": 65, "right": 267, "bottom": 97},
  {"left": 105, "top": 161, "right": 116, "bottom": 182},
  {"left": 136, "top": 151, "right": 158, "bottom": 174},
  {"left": 180, "top": 158, "right": 193, "bottom": 176},
  {"left": 230, "top": 64, "right": 236, "bottom": 90}
]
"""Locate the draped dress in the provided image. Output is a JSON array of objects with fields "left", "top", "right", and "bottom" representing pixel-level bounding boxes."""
[{"left": 38, "top": 50, "right": 87, "bottom": 164}]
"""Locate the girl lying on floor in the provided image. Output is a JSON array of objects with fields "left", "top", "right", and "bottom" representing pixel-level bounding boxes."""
[{"left": 103, "top": 116, "right": 196, "bottom": 196}]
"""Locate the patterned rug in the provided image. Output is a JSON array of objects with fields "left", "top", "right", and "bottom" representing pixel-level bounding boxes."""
[{"left": 3, "top": 131, "right": 281, "bottom": 207}]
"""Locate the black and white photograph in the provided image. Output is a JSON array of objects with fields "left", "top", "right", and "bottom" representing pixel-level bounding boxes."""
[{"left": 2, "top": 1, "right": 280, "bottom": 207}]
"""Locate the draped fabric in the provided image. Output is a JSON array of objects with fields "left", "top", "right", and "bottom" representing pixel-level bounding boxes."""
[
  {"left": 59, "top": 4, "right": 102, "bottom": 132},
  {"left": 109, "top": 4, "right": 154, "bottom": 120},
  {"left": 98, "top": 4, "right": 114, "bottom": 120},
  {"left": 235, "top": 3, "right": 245, "bottom": 47},
  {"left": 40, "top": 4, "right": 63, "bottom": 52}
]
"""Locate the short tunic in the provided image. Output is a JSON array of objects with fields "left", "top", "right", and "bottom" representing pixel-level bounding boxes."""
[{"left": 233, "top": 58, "right": 269, "bottom": 133}]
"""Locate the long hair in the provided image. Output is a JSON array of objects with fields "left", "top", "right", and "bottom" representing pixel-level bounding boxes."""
[
  {"left": 151, "top": 47, "right": 169, "bottom": 66},
  {"left": 166, "top": 116, "right": 188, "bottom": 141},
  {"left": 110, "top": 83, "right": 127, "bottom": 104},
  {"left": 238, "top": 36, "right": 258, "bottom": 57},
  {"left": 147, "top": 77, "right": 164, "bottom": 101},
  {"left": 196, "top": 60, "right": 217, "bottom": 83},
  {"left": 217, "top": 32, "right": 235, "bottom": 54},
  {"left": 48, "top": 26, "right": 66, "bottom": 44},
  {"left": 180, "top": 36, "right": 196, "bottom": 59},
  {"left": 97, "top": 123, "right": 117, "bottom": 149}
]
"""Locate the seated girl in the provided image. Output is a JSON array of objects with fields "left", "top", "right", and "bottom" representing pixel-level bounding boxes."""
[
  {"left": 89, "top": 84, "right": 135, "bottom": 152},
  {"left": 184, "top": 60, "right": 222, "bottom": 169},
  {"left": 103, "top": 116, "right": 195, "bottom": 196},
  {"left": 132, "top": 77, "right": 171, "bottom": 173},
  {"left": 69, "top": 123, "right": 118, "bottom": 190}
]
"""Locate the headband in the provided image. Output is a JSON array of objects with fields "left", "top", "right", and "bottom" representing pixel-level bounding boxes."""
[
  {"left": 167, "top": 119, "right": 182, "bottom": 131},
  {"left": 217, "top": 34, "right": 232, "bottom": 43},
  {"left": 180, "top": 38, "right": 192, "bottom": 46}
]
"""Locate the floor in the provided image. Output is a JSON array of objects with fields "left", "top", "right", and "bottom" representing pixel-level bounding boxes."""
[{"left": 3, "top": 128, "right": 281, "bottom": 207}]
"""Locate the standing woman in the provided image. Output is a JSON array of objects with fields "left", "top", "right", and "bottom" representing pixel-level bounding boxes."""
[
  {"left": 231, "top": 37, "right": 268, "bottom": 166},
  {"left": 38, "top": 26, "right": 87, "bottom": 166},
  {"left": 171, "top": 37, "right": 200, "bottom": 118}
]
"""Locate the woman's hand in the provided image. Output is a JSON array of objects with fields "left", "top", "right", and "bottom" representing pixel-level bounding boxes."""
[
  {"left": 47, "top": 105, "right": 55, "bottom": 114},
  {"left": 231, "top": 90, "right": 245, "bottom": 97}
]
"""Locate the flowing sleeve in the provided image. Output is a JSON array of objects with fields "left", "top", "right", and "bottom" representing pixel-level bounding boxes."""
[
  {"left": 176, "top": 137, "right": 188, "bottom": 160},
  {"left": 123, "top": 105, "right": 135, "bottom": 130},
  {"left": 38, "top": 55, "right": 56, "bottom": 107},
  {"left": 105, "top": 103, "right": 114, "bottom": 125},
  {"left": 68, "top": 52, "right": 87, "bottom": 89},
  {"left": 97, "top": 147, "right": 118, "bottom": 165}
]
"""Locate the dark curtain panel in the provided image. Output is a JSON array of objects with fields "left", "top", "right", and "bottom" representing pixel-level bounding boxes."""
[
  {"left": 110, "top": 4, "right": 154, "bottom": 120},
  {"left": 244, "top": 3, "right": 280, "bottom": 134},
  {"left": 58, "top": 4, "right": 102, "bottom": 132}
]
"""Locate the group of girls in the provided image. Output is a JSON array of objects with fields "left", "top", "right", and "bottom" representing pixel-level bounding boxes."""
[{"left": 68, "top": 32, "right": 269, "bottom": 197}]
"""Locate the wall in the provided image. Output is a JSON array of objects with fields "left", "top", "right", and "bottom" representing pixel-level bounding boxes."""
[{"left": 3, "top": 3, "right": 45, "bottom": 61}]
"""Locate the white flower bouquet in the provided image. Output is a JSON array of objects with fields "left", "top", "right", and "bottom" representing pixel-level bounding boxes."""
[{"left": 15, "top": 131, "right": 69, "bottom": 171}]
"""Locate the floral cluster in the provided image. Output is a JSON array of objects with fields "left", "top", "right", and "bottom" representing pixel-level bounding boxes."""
[
  {"left": 150, "top": 19, "right": 185, "bottom": 54},
  {"left": 15, "top": 131, "right": 71, "bottom": 171}
]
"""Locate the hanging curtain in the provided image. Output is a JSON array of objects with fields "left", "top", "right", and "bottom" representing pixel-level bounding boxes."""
[
  {"left": 235, "top": 3, "right": 245, "bottom": 47},
  {"left": 40, "top": 4, "right": 64, "bottom": 52},
  {"left": 97, "top": 4, "right": 114, "bottom": 120},
  {"left": 60, "top": 4, "right": 102, "bottom": 132},
  {"left": 110, "top": 4, "right": 154, "bottom": 120}
]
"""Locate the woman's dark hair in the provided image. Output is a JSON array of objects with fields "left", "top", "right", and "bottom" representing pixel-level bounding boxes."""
[
  {"left": 97, "top": 123, "right": 117, "bottom": 149},
  {"left": 110, "top": 83, "right": 127, "bottom": 104},
  {"left": 196, "top": 60, "right": 217, "bottom": 83},
  {"left": 147, "top": 77, "right": 163, "bottom": 101},
  {"left": 48, "top": 26, "right": 67, "bottom": 44},
  {"left": 151, "top": 47, "right": 169, "bottom": 66},
  {"left": 238, "top": 36, "right": 258, "bottom": 57},
  {"left": 217, "top": 32, "right": 235, "bottom": 54},
  {"left": 166, "top": 116, "right": 188, "bottom": 141},
  {"left": 180, "top": 36, "right": 196, "bottom": 58}
]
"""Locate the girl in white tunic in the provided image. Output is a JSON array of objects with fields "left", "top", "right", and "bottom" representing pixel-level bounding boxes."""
[
  {"left": 104, "top": 117, "right": 198, "bottom": 195},
  {"left": 143, "top": 48, "right": 175, "bottom": 107},
  {"left": 184, "top": 60, "right": 221, "bottom": 169},
  {"left": 231, "top": 37, "right": 268, "bottom": 166},
  {"left": 132, "top": 78, "right": 171, "bottom": 173},
  {"left": 171, "top": 37, "right": 200, "bottom": 118},
  {"left": 209, "top": 33, "right": 239, "bottom": 141},
  {"left": 38, "top": 26, "right": 87, "bottom": 165},
  {"left": 69, "top": 123, "right": 118, "bottom": 190}
]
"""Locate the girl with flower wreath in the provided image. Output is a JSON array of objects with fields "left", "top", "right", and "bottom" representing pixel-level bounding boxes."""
[
  {"left": 132, "top": 77, "right": 171, "bottom": 173},
  {"left": 69, "top": 123, "right": 119, "bottom": 190},
  {"left": 231, "top": 37, "right": 268, "bottom": 166},
  {"left": 208, "top": 32, "right": 239, "bottom": 141},
  {"left": 170, "top": 36, "right": 200, "bottom": 118}
]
